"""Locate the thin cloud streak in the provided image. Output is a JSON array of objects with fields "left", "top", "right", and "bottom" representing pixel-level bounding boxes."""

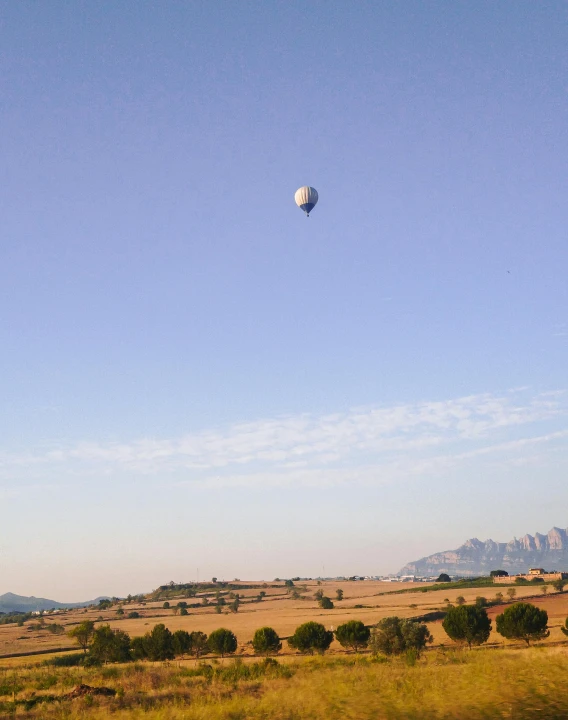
[{"left": 0, "top": 389, "right": 566, "bottom": 489}]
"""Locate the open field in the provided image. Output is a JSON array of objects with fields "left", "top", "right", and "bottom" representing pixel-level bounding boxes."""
[
  {"left": 2, "top": 646, "right": 568, "bottom": 718},
  {"left": 1, "top": 579, "right": 568, "bottom": 662}
]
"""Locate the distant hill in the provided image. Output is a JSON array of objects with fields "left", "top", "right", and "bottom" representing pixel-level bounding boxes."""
[
  {"left": 0, "top": 592, "right": 109, "bottom": 614},
  {"left": 399, "top": 526, "right": 568, "bottom": 577}
]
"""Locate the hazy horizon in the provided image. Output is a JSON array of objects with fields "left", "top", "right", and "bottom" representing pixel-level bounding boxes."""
[{"left": 1, "top": 2, "right": 567, "bottom": 601}]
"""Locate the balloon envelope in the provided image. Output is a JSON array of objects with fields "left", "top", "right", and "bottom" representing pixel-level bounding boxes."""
[{"left": 295, "top": 186, "right": 318, "bottom": 216}]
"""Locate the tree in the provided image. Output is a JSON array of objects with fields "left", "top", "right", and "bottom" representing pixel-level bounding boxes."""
[
  {"left": 490, "top": 570, "right": 509, "bottom": 577},
  {"left": 506, "top": 588, "right": 516, "bottom": 601},
  {"left": 370, "top": 617, "right": 432, "bottom": 657},
  {"left": 541, "top": 585, "right": 549, "bottom": 596},
  {"left": 285, "top": 580, "right": 295, "bottom": 588},
  {"left": 208, "top": 628, "right": 237, "bottom": 657},
  {"left": 230, "top": 597, "right": 240, "bottom": 613},
  {"left": 335, "top": 620, "right": 370, "bottom": 652},
  {"left": 319, "top": 596, "right": 334, "bottom": 609},
  {"left": 180, "top": 607, "right": 189, "bottom": 616},
  {"left": 131, "top": 636, "right": 147, "bottom": 660},
  {"left": 145, "top": 624, "right": 175, "bottom": 661},
  {"left": 116, "top": 608, "right": 124, "bottom": 616},
  {"left": 67, "top": 620, "right": 95, "bottom": 654},
  {"left": 456, "top": 596, "right": 466, "bottom": 606},
  {"left": 561, "top": 617, "right": 568, "bottom": 637},
  {"left": 442, "top": 605, "right": 491, "bottom": 649},
  {"left": 288, "top": 621, "right": 333, "bottom": 655},
  {"left": 212, "top": 577, "right": 217, "bottom": 583},
  {"left": 252, "top": 627, "right": 281, "bottom": 656},
  {"left": 89, "top": 626, "right": 131, "bottom": 664},
  {"left": 314, "top": 589, "right": 324, "bottom": 601},
  {"left": 189, "top": 631, "right": 208, "bottom": 658},
  {"left": 494, "top": 592, "right": 504, "bottom": 603},
  {"left": 475, "top": 596, "right": 488, "bottom": 608},
  {"left": 172, "top": 629, "right": 192, "bottom": 657},
  {"left": 496, "top": 603, "right": 549, "bottom": 646},
  {"left": 552, "top": 578, "right": 566, "bottom": 593},
  {"left": 436, "top": 574, "right": 451, "bottom": 583},
  {"left": 128, "top": 611, "right": 140, "bottom": 619},
  {"left": 163, "top": 602, "right": 170, "bottom": 609},
  {"left": 336, "top": 589, "right": 344, "bottom": 601}
]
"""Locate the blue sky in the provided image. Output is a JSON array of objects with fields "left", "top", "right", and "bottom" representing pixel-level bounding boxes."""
[{"left": 1, "top": 2, "right": 567, "bottom": 600}]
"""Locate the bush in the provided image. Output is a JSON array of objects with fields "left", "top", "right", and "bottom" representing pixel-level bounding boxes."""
[
  {"left": 128, "top": 611, "right": 140, "bottom": 619},
  {"left": 370, "top": 617, "right": 433, "bottom": 657},
  {"left": 319, "top": 596, "right": 334, "bottom": 609},
  {"left": 442, "top": 605, "right": 491, "bottom": 649},
  {"left": 496, "top": 602, "right": 549, "bottom": 646},
  {"left": 252, "top": 627, "right": 282, "bottom": 656},
  {"left": 288, "top": 621, "right": 333, "bottom": 655},
  {"left": 208, "top": 628, "right": 237, "bottom": 657},
  {"left": 335, "top": 620, "right": 370, "bottom": 652},
  {"left": 490, "top": 570, "right": 508, "bottom": 577},
  {"left": 46, "top": 653, "right": 84, "bottom": 667},
  {"left": 436, "top": 574, "right": 451, "bottom": 583}
]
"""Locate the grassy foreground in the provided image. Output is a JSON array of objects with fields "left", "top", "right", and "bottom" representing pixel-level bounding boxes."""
[{"left": 2, "top": 647, "right": 568, "bottom": 719}]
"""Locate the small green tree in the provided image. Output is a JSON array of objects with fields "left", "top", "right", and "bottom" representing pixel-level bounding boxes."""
[
  {"left": 116, "top": 608, "right": 124, "bottom": 616},
  {"left": 89, "top": 626, "right": 131, "bottom": 664},
  {"left": 208, "top": 628, "right": 237, "bottom": 657},
  {"left": 506, "top": 588, "right": 516, "bottom": 601},
  {"left": 67, "top": 620, "right": 95, "bottom": 654},
  {"left": 541, "top": 585, "right": 549, "bottom": 596},
  {"left": 128, "top": 611, "right": 140, "bottom": 619},
  {"left": 490, "top": 570, "right": 508, "bottom": 577},
  {"left": 436, "top": 573, "right": 451, "bottom": 583},
  {"left": 172, "top": 629, "right": 192, "bottom": 657},
  {"left": 552, "top": 578, "right": 566, "bottom": 593},
  {"left": 131, "top": 636, "right": 147, "bottom": 660},
  {"left": 442, "top": 605, "right": 491, "bottom": 649},
  {"left": 252, "top": 627, "right": 281, "bottom": 656},
  {"left": 496, "top": 603, "right": 549, "bottom": 646},
  {"left": 370, "top": 617, "right": 432, "bottom": 657},
  {"left": 288, "top": 621, "right": 333, "bottom": 655},
  {"left": 456, "top": 596, "right": 466, "bottom": 606},
  {"left": 319, "top": 596, "right": 334, "bottom": 609},
  {"left": 561, "top": 617, "right": 568, "bottom": 637},
  {"left": 145, "top": 623, "right": 175, "bottom": 660},
  {"left": 475, "top": 596, "right": 488, "bottom": 608},
  {"left": 494, "top": 592, "right": 504, "bottom": 603},
  {"left": 314, "top": 589, "right": 324, "bottom": 601},
  {"left": 189, "top": 631, "right": 208, "bottom": 658},
  {"left": 230, "top": 597, "right": 240, "bottom": 613},
  {"left": 336, "top": 589, "right": 344, "bottom": 601},
  {"left": 335, "top": 620, "right": 370, "bottom": 652},
  {"left": 163, "top": 602, "right": 170, "bottom": 609}
]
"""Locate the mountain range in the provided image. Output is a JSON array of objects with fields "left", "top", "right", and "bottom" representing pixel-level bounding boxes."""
[
  {"left": 0, "top": 592, "right": 108, "bottom": 614},
  {"left": 399, "top": 526, "right": 568, "bottom": 577}
]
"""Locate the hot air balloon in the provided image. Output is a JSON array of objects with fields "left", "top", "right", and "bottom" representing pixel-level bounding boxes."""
[{"left": 294, "top": 186, "right": 318, "bottom": 217}]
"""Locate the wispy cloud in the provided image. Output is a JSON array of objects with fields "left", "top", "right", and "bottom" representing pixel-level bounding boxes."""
[{"left": 0, "top": 389, "right": 566, "bottom": 488}]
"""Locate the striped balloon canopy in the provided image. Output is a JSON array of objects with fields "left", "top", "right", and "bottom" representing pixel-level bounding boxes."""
[{"left": 294, "top": 186, "right": 319, "bottom": 217}]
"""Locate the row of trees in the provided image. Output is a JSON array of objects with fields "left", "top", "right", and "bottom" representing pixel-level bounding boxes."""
[
  {"left": 442, "top": 601, "right": 550, "bottom": 648},
  {"left": 67, "top": 599, "right": 558, "bottom": 664}
]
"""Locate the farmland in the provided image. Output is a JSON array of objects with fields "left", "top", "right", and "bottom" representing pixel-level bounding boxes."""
[{"left": 2, "top": 579, "right": 568, "bottom": 718}]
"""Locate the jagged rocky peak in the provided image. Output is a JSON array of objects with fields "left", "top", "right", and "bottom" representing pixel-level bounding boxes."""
[{"left": 399, "top": 525, "right": 568, "bottom": 577}]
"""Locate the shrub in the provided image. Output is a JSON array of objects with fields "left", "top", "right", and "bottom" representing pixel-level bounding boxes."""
[
  {"left": 319, "top": 596, "right": 334, "bottom": 609},
  {"left": 336, "top": 589, "right": 344, "bottom": 601},
  {"left": 128, "top": 611, "right": 140, "bottom": 619},
  {"left": 288, "top": 622, "right": 333, "bottom": 655},
  {"left": 456, "top": 596, "right": 466, "bottom": 606},
  {"left": 252, "top": 627, "right": 282, "bottom": 656},
  {"left": 335, "top": 620, "right": 370, "bottom": 652},
  {"left": 442, "top": 605, "right": 491, "bottom": 649},
  {"left": 475, "top": 596, "right": 488, "bottom": 608},
  {"left": 208, "top": 628, "right": 237, "bottom": 657},
  {"left": 496, "top": 602, "right": 549, "bottom": 646},
  {"left": 436, "top": 574, "right": 451, "bottom": 583},
  {"left": 490, "top": 570, "right": 508, "bottom": 577},
  {"left": 370, "top": 617, "right": 433, "bottom": 657},
  {"left": 552, "top": 578, "right": 566, "bottom": 593},
  {"left": 561, "top": 617, "right": 568, "bottom": 637}
]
